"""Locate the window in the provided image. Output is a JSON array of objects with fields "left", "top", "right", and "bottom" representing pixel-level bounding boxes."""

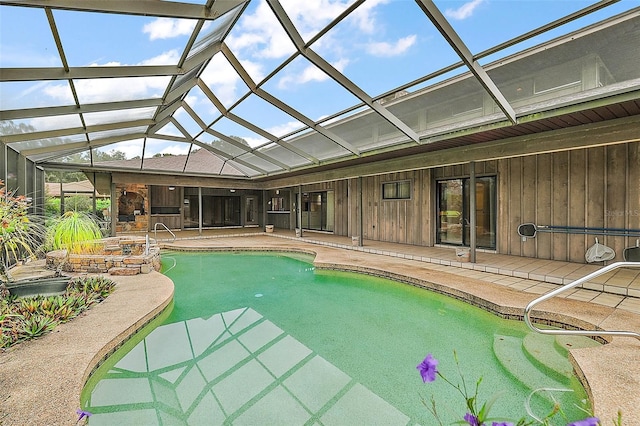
[
  {"left": 270, "top": 197, "right": 285, "bottom": 211},
  {"left": 382, "top": 180, "right": 411, "bottom": 200}
]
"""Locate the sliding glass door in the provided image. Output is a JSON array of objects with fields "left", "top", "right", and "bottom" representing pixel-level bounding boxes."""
[
  {"left": 300, "top": 191, "right": 334, "bottom": 232},
  {"left": 436, "top": 177, "right": 496, "bottom": 249}
]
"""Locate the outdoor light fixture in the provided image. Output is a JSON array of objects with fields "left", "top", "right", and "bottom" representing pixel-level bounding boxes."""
[
  {"left": 168, "top": 186, "right": 175, "bottom": 190},
  {"left": 230, "top": 189, "right": 236, "bottom": 193}
]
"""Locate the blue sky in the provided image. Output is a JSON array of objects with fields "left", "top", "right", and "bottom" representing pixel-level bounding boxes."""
[{"left": 0, "top": 0, "right": 635, "bottom": 160}]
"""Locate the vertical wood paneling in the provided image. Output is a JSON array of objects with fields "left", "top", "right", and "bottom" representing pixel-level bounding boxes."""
[
  {"left": 420, "top": 169, "right": 432, "bottom": 246},
  {"left": 299, "top": 141, "right": 635, "bottom": 262},
  {"left": 522, "top": 156, "right": 537, "bottom": 257},
  {"left": 568, "top": 150, "right": 587, "bottom": 263},
  {"left": 606, "top": 144, "right": 627, "bottom": 261},
  {"left": 509, "top": 157, "right": 523, "bottom": 256},
  {"left": 536, "top": 154, "right": 552, "bottom": 259},
  {"left": 552, "top": 152, "right": 569, "bottom": 261},
  {"left": 586, "top": 147, "right": 605, "bottom": 259},
  {"left": 628, "top": 143, "right": 640, "bottom": 243},
  {"left": 497, "top": 159, "right": 510, "bottom": 254},
  {"left": 370, "top": 175, "right": 379, "bottom": 240}
]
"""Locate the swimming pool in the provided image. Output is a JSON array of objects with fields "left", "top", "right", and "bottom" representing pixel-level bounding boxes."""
[{"left": 82, "top": 251, "right": 593, "bottom": 424}]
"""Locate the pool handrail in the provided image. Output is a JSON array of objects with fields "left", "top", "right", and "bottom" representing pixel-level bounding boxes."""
[
  {"left": 153, "top": 222, "right": 176, "bottom": 242},
  {"left": 524, "top": 261, "right": 640, "bottom": 341}
]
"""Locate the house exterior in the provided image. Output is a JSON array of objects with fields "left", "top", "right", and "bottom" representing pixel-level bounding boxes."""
[{"left": 2, "top": 3, "right": 639, "bottom": 265}]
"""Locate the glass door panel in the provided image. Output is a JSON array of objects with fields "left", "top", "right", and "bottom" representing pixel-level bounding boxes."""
[
  {"left": 466, "top": 177, "right": 496, "bottom": 249},
  {"left": 301, "top": 191, "right": 334, "bottom": 231},
  {"left": 245, "top": 197, "right": 257, "bottom": 225},
  {"left": 183, "top": 195, "right": 199, "bottom": 228},
  {"left": 437, "top": 177, "right": 496, "bottom": 249},
  {"left": 437, "top": 179, "right": 463, "bottom": 245}
]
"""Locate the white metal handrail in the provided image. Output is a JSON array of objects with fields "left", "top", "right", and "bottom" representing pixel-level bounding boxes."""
[
  {"left": 153, "top": 222, "right": 176, "bottom": 242},
  {"left": 524, "top": 261, "right": 640, "bottom": 340}
]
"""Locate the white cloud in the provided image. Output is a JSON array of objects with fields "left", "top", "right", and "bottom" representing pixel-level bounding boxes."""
[
  {"left": 278, "top": 64, "right": 326, "bottom": 88},
  {"left": 266, "top": 120, "right": 303, "bottom": 137},
  {"left": 158, "top": 144, "right": 190, "bottom": 156},
  {"left": 44, "top": 75, "right": 169, "bottom": 104},
  {"left": 244, "top": 136, "right": 269, "bottom": 148},
  {"left": 280, "top": 0, "right": 350, "bottom": 37},
  {"left": 445, "top": 0, "right": 485, "bottom": 20},
  {"left": 225, "top": 1, "right": 295, "bottom": 59},
  {"left": 277, "top": 57, "right": 348, "bottom": 89},
  {"left": 41, "top": 52, "right": 178, "bottom": 105},
  {"left": 200, "top": 54, "right": 245, "bottom": 107},
  {"left": 96, "top": 140, "right": 144, "bottom": 159},
  {"left": 349, "top": 0, "right": 390, "bottom": 34},
  {"left": 239, "top": 59, "right": 266, "bottom": 84},
  {"left": 26, "top": 114, "right": 82, "bottom": 132},
  {"left": 143, "top": 18, "right": 197, "bottom": 40},
  {"left": 140, "top": 49, "right": 181, "bottom": 65},
  {"left": 366, "top": 35, "right": 416, "bottom": 57}
]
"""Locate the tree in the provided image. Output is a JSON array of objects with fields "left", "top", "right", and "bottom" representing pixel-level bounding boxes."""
[{"left": 45, "top": 149, "right": 129, "bottom": 183}]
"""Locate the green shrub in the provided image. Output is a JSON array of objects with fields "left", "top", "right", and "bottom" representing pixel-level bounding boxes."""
[
  {"left": 0, "top": 275, "right": 116, "bottom": 348},
  {"left": 46, "top": 211, "right": 103, "bottom": 254},
  {"left": 63, "top": 195, "right": 92, "bottom": 213},
  {"left": 44, "top": 196, "right": 61, "bottom": 217},
  {"left": 0, "top": 180, "right": 46, "bottom": 281}
]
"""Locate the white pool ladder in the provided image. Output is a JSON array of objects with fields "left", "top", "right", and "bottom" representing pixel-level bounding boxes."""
[
  {"left": 153, "top": 222, "right": 176, "bottom": 243},
  {"left": 524, "top": 261, "right": 640, "bottom": 340}
]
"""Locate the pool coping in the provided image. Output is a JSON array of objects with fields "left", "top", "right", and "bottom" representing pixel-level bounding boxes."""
[{"left": 1, "top": 236, "right": 638, "bottom": 424}]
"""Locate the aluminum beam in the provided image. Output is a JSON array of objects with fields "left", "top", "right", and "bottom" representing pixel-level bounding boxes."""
[
  {"left": 2, "top": 119, "right": 153, "bottom": 144},
  {"left": 0, "top": 65, "right": 181, "bottom": 82},
  {"left": 0, "top": 99, "right": 163, "bottom": 120},
  {"left": 268, "top": 0, "right": 420, "bottom": 144},
  {"left": 415, "top": 0, "right": 516, "bottom": 124},
  {"left": 0, "top": 0, "right": 247, "bottom": 20}
]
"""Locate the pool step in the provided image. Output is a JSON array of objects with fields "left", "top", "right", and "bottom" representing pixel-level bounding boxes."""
[
  {"left": 493, "top": 335, "right": 568, "bottom": 393},
  {"left": 554, "top": 334, "right": 601, "bottom": 354},
  {"left": 522, "top": 333, "right": 574, "bottom": 383}
]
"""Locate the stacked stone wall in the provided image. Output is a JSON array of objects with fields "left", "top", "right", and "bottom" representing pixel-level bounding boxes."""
[{"left": 45, "top": 237, "right": 161, "bottom": 276}]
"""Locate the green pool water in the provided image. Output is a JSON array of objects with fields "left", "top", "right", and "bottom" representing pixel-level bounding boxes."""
[{"left": 81, "top": 251, "right": 593, "bottom": 425}]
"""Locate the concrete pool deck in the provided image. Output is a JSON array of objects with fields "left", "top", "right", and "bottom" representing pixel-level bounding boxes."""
[{"left": 1, "top": 233, "right": 638, "bottom": 424}]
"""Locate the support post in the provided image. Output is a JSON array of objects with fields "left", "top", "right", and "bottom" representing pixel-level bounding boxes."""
[
  {"left": 198, "top": 186, "right": 203, "bottom": 236},
  {"left": 110, "top": 182, "right": 116, "bottom": 236},
  {"left": 469, "top": 161, "right": 477, "bottom": 263},
  {"left": 297, "top": 185, "right": 303, "bottom": 237},
  {"left": 357, "top": 176, "right": 363, "bottom": 246}
]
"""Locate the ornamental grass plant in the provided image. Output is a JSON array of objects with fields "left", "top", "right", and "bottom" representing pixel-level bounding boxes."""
[
  {"left": 0, "top": 180, "right": 46, "bottom": 282},
  {"left": 45, "top": 211, "right": 103, "bottom": 254}
]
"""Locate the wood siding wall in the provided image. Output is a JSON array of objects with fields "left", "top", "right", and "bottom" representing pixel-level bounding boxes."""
[
  {"left": 498, "top": 143, "right": 640, "bottom": 262},
  {"left": 307, "top": 142, "right": 639, "bottom": 263},
  {"left": 357, "top": 170, "right": 432, "bottom": 245}
]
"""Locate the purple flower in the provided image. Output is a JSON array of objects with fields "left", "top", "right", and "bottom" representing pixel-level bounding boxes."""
[
  {"left": 492, "top": 423, "right": 513, "bottom": 426},
  {"left": 76, "top": 409, "right": 92, "bottom": 422},
  {"left": 464, "top": 412, "right": 480, "bottom": 426},
  {"left": 416, "top": 353, "right": 438, "bottom": 382},
  {"left": 567, "top": 418, "right": 600, "bottom": 426}
]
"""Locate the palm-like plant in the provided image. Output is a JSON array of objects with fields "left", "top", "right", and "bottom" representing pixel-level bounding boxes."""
[
  {"left": 45, "top": 211, "right": 103, "bottom": 254},
  {"left": 0, "top": 180, "right": 46, "bottom": 282}
]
